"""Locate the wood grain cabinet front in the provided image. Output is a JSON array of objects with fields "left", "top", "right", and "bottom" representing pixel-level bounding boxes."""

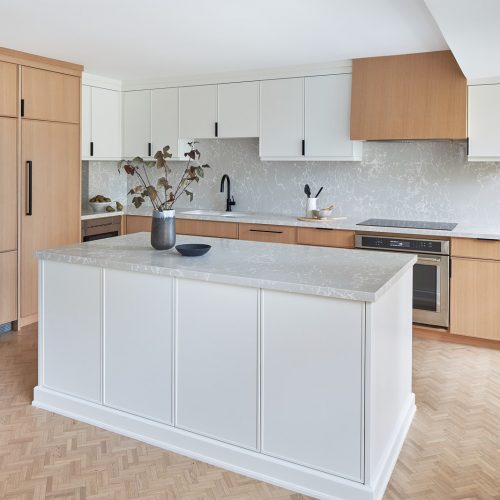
[
  {"left": 125, "top": 215, "right": 152, "bottom": 234},
  {"left": 0, "top": 251, "right": 17, "bottom": 324},
  {"left": 451, "top": 237, "right": 500, "bottom": 261},
  {"left": 0, "top": 117, "right": 17, "bottom": 252},
  {"left": 0, "top": 61, "right": 17, "bottom": 117},
  {"left": 21, "top": 67, "right": 80, "bottom": 123},
  {"left": 238, "top": 223, "right": 296, "bottom": 244},
  {"left": 176, "top": 219, "right": 238, "bottom": 239},
  {"left": 297, "top": 227, "right": 355, "bottom": 248}
]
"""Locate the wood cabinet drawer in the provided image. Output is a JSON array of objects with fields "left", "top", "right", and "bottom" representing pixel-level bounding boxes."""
[
  {"left": 451, "top": 237, "right": 500, "bottom": 260},
  {"left": 177, "top": 219, "right": 238, "bottom": 239},
  {"left": 0, "top": 251, "right": 17, "bottom": 324},
  {"left": 238, "top": 224, "right": 296, "bottom": 244},
  {"left": 297, "top": 227, "right": 354, "bottom": 248},
  {"left": 126, "top": 215, "right": 151, "bottom": 234}
]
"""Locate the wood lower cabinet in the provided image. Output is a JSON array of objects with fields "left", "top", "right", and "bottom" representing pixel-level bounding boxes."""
[
  {"left": 452, "top": 237, "right": 500, "bottom": 261},
  {"left": 0, "top": 117, "right": 17, "bottom": 252},
  {"left": 0, "top": 251, "right": 17, "bottom": 324},
  {"left": 126, "top": 215, "right": 152, "bottom": 234},
  {"left": 20, "top": 120, "right": 80, "bottom": 320},
  {"left": 21, "top": 67, "right": 80, "bottom": 123},
  {"left": 297, "top": 227, "right": 355, "bottom": 248},
  {"left": 0, "top": 61, "right": 17, "bottom": 117},
  {"left": 177, "top": 218, "right": 238, "bottom": 239},
  {"left": 239, "top": 223, "right": 296, "bottom": 244},
  {"left": 450, "top": 258, "right": 500, "bottom": 341}
]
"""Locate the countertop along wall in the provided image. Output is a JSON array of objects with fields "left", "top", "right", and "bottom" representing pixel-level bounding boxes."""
[{"left": 85, "top": 139, "right": 500, "bottom": 225}]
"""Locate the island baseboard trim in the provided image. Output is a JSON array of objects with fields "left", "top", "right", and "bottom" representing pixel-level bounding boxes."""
[{"left": 33, "top": 386, "right": 414, "bottom": 500}]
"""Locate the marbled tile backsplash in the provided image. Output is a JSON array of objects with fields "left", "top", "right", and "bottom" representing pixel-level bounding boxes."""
[
  {"left": 82, "top": 160, "right": 127, "bottom": 210},
  {"left": 85, "top": 139, "right": 500, "bottom": 224}
]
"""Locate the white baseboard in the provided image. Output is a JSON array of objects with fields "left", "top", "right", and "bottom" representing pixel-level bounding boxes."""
[{"left": 33, "top": 386, "right": 414, "bottom": 500}]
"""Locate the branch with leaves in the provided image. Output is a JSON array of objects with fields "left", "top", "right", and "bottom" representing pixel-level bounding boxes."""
[{"left": 118, "top": 142, "right": 210, "bottom": 211}]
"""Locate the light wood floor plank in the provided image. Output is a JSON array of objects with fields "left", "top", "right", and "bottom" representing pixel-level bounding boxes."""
[{"left": 1, "top": 325, "right": 499, "bottom": 499}]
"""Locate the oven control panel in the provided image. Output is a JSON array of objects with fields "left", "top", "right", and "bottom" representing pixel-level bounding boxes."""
[{"left": 355, "top": 235, "right": 449, "bottom": 255}]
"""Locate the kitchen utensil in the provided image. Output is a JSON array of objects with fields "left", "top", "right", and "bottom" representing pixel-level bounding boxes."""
[
  {"left": 304, "top": 184, "right": 311, "bottom": 198},
  {"left": 315, "top": 187, "right": 323, "bottom": 198},
  {"left": 175, "top": 243, "right": 211, "bottom": 257}
]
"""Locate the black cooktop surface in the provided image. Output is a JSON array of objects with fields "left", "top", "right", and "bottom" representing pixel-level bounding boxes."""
[{"left": 357, "top": 218, "right": 458, "bottom": 231}]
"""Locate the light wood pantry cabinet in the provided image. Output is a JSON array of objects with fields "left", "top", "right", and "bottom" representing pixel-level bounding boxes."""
[
  {"left": 21, "top": 66, "right": 80, "bottom": 123},
  {"left": 468, "top": 84, "right": 500, "bottom": 161},
  {"left": 0, "top": 61, "right": 18, "bottom": 117},
  {"left": 0, "top": 117, "right": 17, "bottom": 252},
  {"left": 82, "top": 85, "right": 122, "bottom": 159},
  {"left": 451, "top": 238, "right": 500, "bottom": 341},
  {"left": 350, "top": 50, "right": 467, "bottom": 140},
  {"left": 0, "top": 251, "right": 17, "bottom": 324},
  {"left": 259, "top": 78, "right": 304, "bottom": 158},
  {"left": 20, "top": 120, "right": 80, "bottom": 321},
  {"left": 122, "top": 90, "right": 151, "bottom": 158},
  {"left": 179, "top": 85, "right": 218, "bottom": 139},
  {"left": 217, "top": 81, "right": 259, "bottom": 138}
]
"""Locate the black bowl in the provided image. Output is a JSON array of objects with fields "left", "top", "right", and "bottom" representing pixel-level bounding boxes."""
[{"left": 175, "top": 243, "right": 211, "bottom": 257}]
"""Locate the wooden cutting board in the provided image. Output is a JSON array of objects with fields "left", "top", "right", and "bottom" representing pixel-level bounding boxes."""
[{"left": 297, "top": 216, "right": 347, "bottom": 222}]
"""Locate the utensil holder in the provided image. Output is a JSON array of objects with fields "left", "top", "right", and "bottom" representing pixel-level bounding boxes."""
[{"left": 306, "top": 198, "right": 317, "bottom": 218}]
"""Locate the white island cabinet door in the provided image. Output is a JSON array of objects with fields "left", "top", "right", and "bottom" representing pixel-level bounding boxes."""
[
  {"left": 468, "top": 84, "right": 500, "bottom": 160},
  {"left": 176, "top": 279, "right": 259, "bottom": 450},
  {"left": 91, "top": 87, "right": 122, "bottom": 159},
  {"left": 179, "top": 85, "right": 217, "bottom": 139},
  {"left": 42, "top": 261, "right": 102, "bottom": 403},
  {"left": 104, "top": 269, "right": 173, "bottom": 424},
  {"left": 262, "top": 290, "right": 364, "bottom": 481},
  {"left": 305, "top": 74, "right": 362, "bottom": 160},
  {"left": 218, "top": 81, "right": 259, "bottom": 138},
  {"left": 151, "top": 87, "right": 180, "bottom": 159},
  {"left": 122, "top": 90, "right": 151, "bottom": 158},
  {"left": 259, "top": 78, "right": 304, "bottom": 158}
]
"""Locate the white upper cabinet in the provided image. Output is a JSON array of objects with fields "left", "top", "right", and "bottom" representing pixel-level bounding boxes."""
[
  {"left": 468, "top": 84, "right": 500, "bottom": 161},
  {"left": 217, "top": 81, "right": 259, "bottom": 138},
  {"left": 179, "top": 85, "right": 217, "bottom": 139},
  {"left": 82, "top": 85, "right": 122, "bottom": 160},
  {"left": 122, "top": 90, "right": 151, "bottom": 158},
  {"left": 151, "top": 87, "right": 181, "bottom": 159},
  {"left": 305, "top": 74, "right": 362, "bottom": 160},
  {"left": 260, "top": 78, "right": 304, "bottom": 158}
]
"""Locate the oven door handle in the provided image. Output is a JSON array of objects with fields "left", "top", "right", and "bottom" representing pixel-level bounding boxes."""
[{"left": 417, "top": 256, "right": 442, "bottom": 264}]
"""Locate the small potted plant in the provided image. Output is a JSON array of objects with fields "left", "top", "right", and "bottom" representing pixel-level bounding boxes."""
[{"left": 119, "top": 142, "right": 210, "bottom": 250}]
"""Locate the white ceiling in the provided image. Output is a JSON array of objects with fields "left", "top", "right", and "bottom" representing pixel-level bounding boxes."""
[
  {"left": 424, "top": 0, "right": 500, "bottom": 82},
  {"left": 0, "top": 0, "right": 448, "bottom": 81}
]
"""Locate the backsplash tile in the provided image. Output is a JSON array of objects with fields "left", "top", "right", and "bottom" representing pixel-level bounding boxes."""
[
  {"left": 87, "top": 140, "right": 500, "bottom": 224},
  {"left": 82, "top": 160, "right": 127, "bottom": 211}
]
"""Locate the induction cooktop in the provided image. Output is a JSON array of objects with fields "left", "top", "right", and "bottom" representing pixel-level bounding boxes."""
[{"left": 357, "top": 218, "right": 458, "bottom": 231}]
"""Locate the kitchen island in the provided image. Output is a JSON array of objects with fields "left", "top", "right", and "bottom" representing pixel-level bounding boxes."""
[{"left": 34, "top": 233, "right": 416, "bottom": 500}]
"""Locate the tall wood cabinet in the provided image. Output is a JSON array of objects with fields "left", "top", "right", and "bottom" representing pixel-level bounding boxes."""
[{"left": 0, "top": 47, "right": 82, "bottom": 327}]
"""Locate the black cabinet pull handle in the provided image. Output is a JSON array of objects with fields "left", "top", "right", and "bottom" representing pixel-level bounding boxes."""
[
  {"left": 302, "top": 139, "right": 305, "bottom": 156},
  {"left": 20, "top": 99, "right": 25, "bottom": 117},
  {"left": 249, "top": 229, "right": 284, "bottom": 234},
  {"left": 148, "top": 142, "right": 152, "bottom": 156},
  {"left": 90, "top": 141, "right": 94, "bottom": 157},
  {"left": 215, "top": 122, "right": 218, "bottom": 137},
  {"left": 26, "top": 161, "right": 32, "bottom": 216}
]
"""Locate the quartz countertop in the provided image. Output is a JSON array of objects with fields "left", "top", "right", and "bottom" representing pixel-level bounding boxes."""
[
  {"left": 125, "top": 207, "right": 500, "bottom": 240},
  {"left": 36, "top": 232, "right": 416, "bottom": 302}
]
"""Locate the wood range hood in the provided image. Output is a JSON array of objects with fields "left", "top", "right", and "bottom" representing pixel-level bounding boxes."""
[{"left": 350, "top": 50, "right": 467, "bottom": 141}]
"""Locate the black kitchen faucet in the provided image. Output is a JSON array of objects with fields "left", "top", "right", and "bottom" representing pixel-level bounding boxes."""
[{"left": 220, "top": 174, "right": 236, "bottom": 212}]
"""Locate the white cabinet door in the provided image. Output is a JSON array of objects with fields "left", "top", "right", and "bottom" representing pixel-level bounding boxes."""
[
  {"left": 81, "top": 85, "right": 92, "bottom": 159},
  {"left": 259, "top": 78, "right": 304, "bottom": 158},
  {"left": 104, "top": 269, "right": 173, "bottom": 424},
  {"left": 179, "top": 85, "right": 217, "bottom": 139},
  {"left": 262, "top": 290, "right": 363, "bottom": 481},
  {"left": 151, "top": 87, "right": 181, "bottom": 159},
  {"left": 176, "top": 279, "right": 258, "bottom": 450},
  {"left": 91, "top": 87, "right": 122, "bottom": 159},
  {"left": 42, "top": 261, "right": 101, "bottom": 403},
  {"left": 468, "top": 84, "right": 500, "bottom": 160},
  {"left": 305, "top": 74, "right": 362, "bottom": 160},
  {"left": 122, "top": 90, "right": 151, "bottom": 158},
  {"left": 218, "top": 81, "right": 259, "bottom": 138}
]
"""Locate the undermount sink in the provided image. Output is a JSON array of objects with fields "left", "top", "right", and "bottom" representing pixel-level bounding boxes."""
[{"left": 181, "top": 210, "right": 248, "bottom": 218}]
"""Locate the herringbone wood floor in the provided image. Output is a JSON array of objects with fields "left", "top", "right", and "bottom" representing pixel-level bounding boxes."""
[{"left": 1, "top": 325, "right": 499, "bottom": 499}]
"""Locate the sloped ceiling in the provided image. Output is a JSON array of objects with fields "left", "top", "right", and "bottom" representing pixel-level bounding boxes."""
[
  {"left": 0, "top": 0, "right": 447, "bottom": 80},
  {"left": 424, "top": 0, "right": 500, "bottom": 81}
]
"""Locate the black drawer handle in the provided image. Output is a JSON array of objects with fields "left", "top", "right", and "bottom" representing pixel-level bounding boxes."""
[
  {"left": 249, "top": 229, "right": 284, "bottom": 234},
  {"left": 90, "top": 141, "right": 94, "bottom": 157},
  {"left": 148, "top": 142, "right": 152, "bottom": 156},
  {"left": 476, "top": 238, "right": 500, "bottom": 242},
  {"left": 314, "top": 227, "right": 333, "bottom": 231},
  {"left": 26, "top": 161, "right": 32, "bottom": 216}
]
